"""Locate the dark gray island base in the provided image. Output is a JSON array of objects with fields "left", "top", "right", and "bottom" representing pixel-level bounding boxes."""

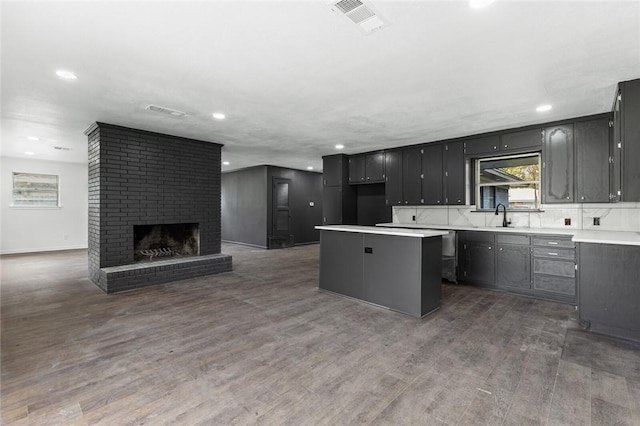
[{"left": 316, "top": 225, "right": 448, "bottom": 318}]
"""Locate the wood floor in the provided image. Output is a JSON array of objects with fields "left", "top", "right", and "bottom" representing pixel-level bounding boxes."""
[{"left": 2, "top": 243, "right": 640, "bottom": 425}]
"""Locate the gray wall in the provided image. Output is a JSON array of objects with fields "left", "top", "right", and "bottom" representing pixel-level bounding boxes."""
[
  {"left": 86, "top": 122, "right": 223, "bottom": 283},
  {"left": 357, "top": 183, "right": 392, "bottom": 226},
  {"left": 222, "top": 165, "right": 323, "bottom": 247},
  {"left": 221, "top": 166, "right": 268, "bottom": 247}
]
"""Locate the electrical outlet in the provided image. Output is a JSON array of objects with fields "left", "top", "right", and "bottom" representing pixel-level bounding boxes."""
[
  {"left": 412, "top": 215, "right": 416, "bottom": 222},
  {"left": 593, "top": 217, "right": 600, "bottom": 226},
  {"left": 564, "top": 218, "right": 571, "bottom": 226}
]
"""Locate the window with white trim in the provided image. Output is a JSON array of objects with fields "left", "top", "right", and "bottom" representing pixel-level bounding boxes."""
[{"left": 12, "top": 172, "right": 60, "bottom": 207}]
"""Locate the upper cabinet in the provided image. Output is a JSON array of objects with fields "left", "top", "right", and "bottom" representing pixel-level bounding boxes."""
[
  {"left": 323, "top": 154, "right": 346, "bottom": 187},
  {"left": 463, "top": 135, "right": 499, "bottom": 156},
  {"left": 500, "top": 128, "right": 543, "bottom": 152},
  {"left": 543, "top": 123, "right": 574, "bottom": 203},
  {"left": 444, "top": 141, "right": 465, "bottom": 205},
  {"left": 575, "top": 117, "right": 611, "bottom": 203},
  {"left": 349, "top": 151, "right": 385, "bottom": 184},
  {"left": 384, "top": 150, "right": 403, "bottom": 205},
  {"left": 422, "top": 144, "right": 444, "bottom": 205},
  {"left": 614, "top": 79, "right": 640, "bottom": 201}
]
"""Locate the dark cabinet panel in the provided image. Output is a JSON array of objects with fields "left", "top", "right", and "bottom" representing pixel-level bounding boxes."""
[
  {"left": 464, "top": 135, "right": 499, "bottom": 156},
  {"left": 402, "top": 147, "right": 422, "bottom": 205},
  {"left": 497, "top": 243, "right": 531, "bottom": 289},
  {"left": 466, "top": 242, "right": 495, "bottom": 285},
  {"left": 575, "top": 118, "right": 610, "bottom": 203},
  {"left": 579, "top": 243, "right": 640, "bottom": 342},
  {"left": 619, "top": 79, "right": 640, "bottom": 201},
  {"left": 501, "top": 128, "right": 543, "bottom": 152},
  {"left": 322, "top": 186, "right": 342, "bottom": 225},
  {"left": 319, "top": 231, "right": 363, "bottom": 299},
  {"left": 366, "top": 151, "right": 386, "bottom": 182},
  {"left": 422, "top": 144, "right": 444, "bottom": 205},
  {"left": 611, "top": 89, "right": 622, "bottom": 202},
  {"left": 543, "top": 124, "right": 574, "bottom": 203},
  {"left": 385, "top": 150, "right": 403, "bottom": 206},
  {"left": 323, "top": 155, "right": 345, "bottom": 187},
  {"left": 444, "top": 141, "right": 465, "bottom": 205},
  {"left": 348, "top": 155, "right": 366, "bottom": 184}
]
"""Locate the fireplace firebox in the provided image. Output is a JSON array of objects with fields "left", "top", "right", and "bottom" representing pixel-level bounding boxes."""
[{"left": 133, "top": 223, "right": 200, "bottom": 262}]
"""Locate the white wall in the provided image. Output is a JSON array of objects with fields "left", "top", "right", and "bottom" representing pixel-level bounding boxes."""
[{"left": 1, "top": 157, "right": 88, "bottom": 254}]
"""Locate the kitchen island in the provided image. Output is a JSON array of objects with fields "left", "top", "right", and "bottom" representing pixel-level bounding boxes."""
[{"left": 315, "top": 225, "right": 449, "bottom": 318}]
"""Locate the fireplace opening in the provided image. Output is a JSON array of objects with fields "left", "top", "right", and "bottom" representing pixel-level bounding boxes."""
[{"left": 133, "top": 223, "right": 200, "bottom": 262}]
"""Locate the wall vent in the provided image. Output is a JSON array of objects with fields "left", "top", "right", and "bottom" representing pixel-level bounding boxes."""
[
  {"left": 329, "top": 0, "right": 389, "bottom": 34},
  {"left": 146, "top": 104, "right": 187, "bottom": 117}
]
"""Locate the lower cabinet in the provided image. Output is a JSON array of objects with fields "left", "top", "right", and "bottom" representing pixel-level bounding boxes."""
[
  {"left": 459, "top": 231, "right": 575, "bottom": 304},
  {"left": 578, "top": 243, "right": 640, "bottom": 343}
]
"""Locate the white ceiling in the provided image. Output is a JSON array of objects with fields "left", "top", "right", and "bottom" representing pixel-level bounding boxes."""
[{"left": 1, "top": 1, "right": 639, "bottom": 172}]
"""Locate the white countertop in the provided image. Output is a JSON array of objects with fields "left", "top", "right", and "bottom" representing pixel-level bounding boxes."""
[
  {"left": 376, "top": 223, "right": 640, "bottom": 246},
  {"left": 315, "top": 225, "right": 450, "bottom": 238}
]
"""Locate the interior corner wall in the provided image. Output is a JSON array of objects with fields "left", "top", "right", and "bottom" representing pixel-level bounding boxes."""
[
  {"left": 266, "top": 166, "right": 323, "bottom": 245},
  {"left": 0, "top": 156, "right": 88, "bottom": 254},
  {"left": 221, "top": 166, "right": 268, "bottom": 248}
]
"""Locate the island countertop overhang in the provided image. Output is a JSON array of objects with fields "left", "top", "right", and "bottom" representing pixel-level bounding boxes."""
[{"left": 315, "top": 225, "right": 450, "bottom": 238}]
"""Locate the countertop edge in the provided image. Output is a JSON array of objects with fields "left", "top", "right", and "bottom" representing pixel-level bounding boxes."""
[{"left": 315, "top": 225, "right": 450, "bottom": 238}]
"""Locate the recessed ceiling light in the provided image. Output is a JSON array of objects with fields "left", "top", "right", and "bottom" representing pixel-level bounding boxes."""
[
  {"left": 27, "top": 136, "right": 40, "bottom": 141},
  {"left": 307, "top": 166, "right": 314, "bottom": 170},
  {"left": 469, "top": 0, "right": 495, "bottom": 8},
  {"left": 536, "top": 104, "right": 553, "bottom": 112},
  {"left": 335, "top": 144, "right": 345, "bottom": 150},
  {"left": 25, "top": 151, "right": 35, "bottom": 155},
  {"left": 222, "top": 161, "right": 230, "bottom": 166},
  {"left": 56, "top": 69, "right": 78, "bottom": 80},
  {"left": 212, "top": 112, "right": 226, "bottom": 120}
]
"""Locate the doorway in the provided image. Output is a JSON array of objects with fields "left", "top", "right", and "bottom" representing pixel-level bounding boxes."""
[{"left": 270, "top": 177, "right": 294, "bottom": 249}]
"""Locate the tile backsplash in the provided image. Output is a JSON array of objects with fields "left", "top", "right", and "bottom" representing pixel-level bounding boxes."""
[{"left": 392, "top": 203, "right": 640, "bottom": 232}]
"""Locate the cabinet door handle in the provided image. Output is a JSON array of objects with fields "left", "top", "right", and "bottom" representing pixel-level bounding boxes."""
[
  {"left": 547, "top": 241, "right": 559, "bottom": 245},
  {"left": 499, "top": 247, "right": 503, "bottom": 251},
  {"left": 488, "top": 246, "right": 492, "bottom": 250},
  {"left": 548, "top": 252, "right": 559, "bottom": 256}
]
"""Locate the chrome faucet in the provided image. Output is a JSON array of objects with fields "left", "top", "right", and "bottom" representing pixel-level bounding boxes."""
[{"left": 495, "top": 203, "right": 508, "bottom": 227}]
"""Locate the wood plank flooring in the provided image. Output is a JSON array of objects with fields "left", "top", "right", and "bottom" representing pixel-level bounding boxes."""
[{"left": 2, "top": 243, "right": 640, "bottom": 425}]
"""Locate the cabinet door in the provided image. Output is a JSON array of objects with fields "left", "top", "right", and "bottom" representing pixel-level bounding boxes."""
[
  {"left": 348, "top": 155, "right": 366, "bottom": 184},
  {"left": 365, "top": 151, "right": 386, "bottom": 183},
  {"left": 422, "top": 144, "right": 444, "bottom": 205},
  {"left": 444, "top": 141, "right": 465, "bottom": 205},
  {"left": 402, "top": 147, "right": 422, "bottom": 205},
  {"left": 611, "top": 89, "right": 622, "bottom": 202},
  {"left": 621, "top": 79, "right": 640, "bottom": 201},
  {"left": 466, "top": 242, "right": 495, "bottom": 285},
  {"left": 575, "top": 118, "right": 610, "bottom": 203},
  {"left": 496, "top": 244, "right": 531, "bottom": 289},
  {"left": 501, "top": 128, "right": 543, "bottom": 152},
  {"left": 385, "top": 150, "right": 403, "bottom": 206},
  {"left": 322, "top": 155, "right": 345, "bottom": 187},
  {"left": 464, "top": 135, "right": 499, "bottom": 156},
  {"left": 319, "top": 231, "right": 364, "bottom": 299},
  {"left": 543, "top": 124, "right": 574, "bottom": 203},
  {"left": 322, "top": 186, "right": 342, "bottom": 224}
]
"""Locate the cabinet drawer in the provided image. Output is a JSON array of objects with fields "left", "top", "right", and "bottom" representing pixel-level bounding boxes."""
[
  {"left": 533, "top": 237, "right": 575, "bottom": 248},
  {"left": 464, "top": 231, "right": 495, "bottom": 243},
  {"left": 533, "top": 259, "right": 575, "bottom": 278},
  {"left": 497, "top": 234, "right": 530, "bottom": 245},
  {"left": 533, "top": 247, "right": 575, "bottom": 260},
  {"left": 533, "top": 274, "right": 575, "bottom": 295}
]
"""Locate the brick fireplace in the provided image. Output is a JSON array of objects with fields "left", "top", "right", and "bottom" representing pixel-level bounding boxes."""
[{"left": 85, "top": 122, "right": 232, "bottom": 293}]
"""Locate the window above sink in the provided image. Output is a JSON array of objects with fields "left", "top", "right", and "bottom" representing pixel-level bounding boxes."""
[{"left": 476, "top": 153, "right": 541, "bottom": 211}]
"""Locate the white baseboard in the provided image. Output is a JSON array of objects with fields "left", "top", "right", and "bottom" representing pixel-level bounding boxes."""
[{"left": 0, "top": 245, "right": 88, "bottom": 255}]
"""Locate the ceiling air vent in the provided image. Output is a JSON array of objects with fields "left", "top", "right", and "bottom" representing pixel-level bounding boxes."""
[
  {"left": 329, "top": 0, "right": 389, "bottom": 34},
  {"left": 146, "top": 104, "right": 187, "bottom": 117},
  {"left": 53, "top": 146, "right": 71, "bottom": 151}
]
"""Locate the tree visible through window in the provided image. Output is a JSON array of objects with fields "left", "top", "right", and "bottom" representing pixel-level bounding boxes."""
[{"left": 12, "top": 172, "right": 60, "bottom": 207}]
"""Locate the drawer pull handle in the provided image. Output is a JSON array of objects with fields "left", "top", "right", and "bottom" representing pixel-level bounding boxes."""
[
  {"left": 547, "top": 242, "right": 559, "bottom": 245},
  {"left": 548, "top": 252, "right": 559, "bottom": 256}
]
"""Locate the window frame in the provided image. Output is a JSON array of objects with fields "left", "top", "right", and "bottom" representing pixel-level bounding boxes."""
[
  {"left": 475, "top": 152, "right": 541, "bottom": 211},
  {"left": 11, "top": 172, "right": 61, "bottom": 208}
]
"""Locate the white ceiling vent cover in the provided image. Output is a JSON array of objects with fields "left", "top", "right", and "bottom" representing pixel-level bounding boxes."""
[
  {"left": 329, "top": 0, "right": 389, "bottom": 34},
  {"left": 146, "top": 104, "right": 187, "bottom": 117}
]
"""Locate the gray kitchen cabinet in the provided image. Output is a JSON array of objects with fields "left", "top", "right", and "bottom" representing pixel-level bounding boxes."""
[
  {"left": 575, "top": 117, "right": 611, "bottom": 203},
  {"left": 464, "top": 135, "right": 500, "bottom": 156},
  {"left": 349, "top": 151, "right": 386, "bottom": 184},
  {"left": 500, "top": 128, "right": 543, "bottom": 152},
  {"left": 612, "top": 79, "right": 640, "bottom": 202},
  {"left": 385, "top": 150, "right": 403, "bottom": 206},
  {"left": 532, "top": 236, "right": 576, "bottom": 303},
  {"left": 578, "top": 243, "right": 640, "bottom": 343},
  {"left": 402, "top": 147, "right": 423, "bottom": 205},
  {"left": 460, "top": 231, "right": 495, "bottom": 285},
  {"left": 422, "top": 143, "right": 444, "bottom": 205},
  {"left": 322, "top": 154, "right": 356, "bottom": 225},
  {"left": 319, "top": 230, "right": 363, "bottom": 298},
  {"left": 496, "top": 234, "right": 531, "bottom": 290},
  {"left": 543, "top": 123, "right": 574, "bottom": 203},
  {"left": 444, "top": 141, "right": 465, "bottom": 205}
]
